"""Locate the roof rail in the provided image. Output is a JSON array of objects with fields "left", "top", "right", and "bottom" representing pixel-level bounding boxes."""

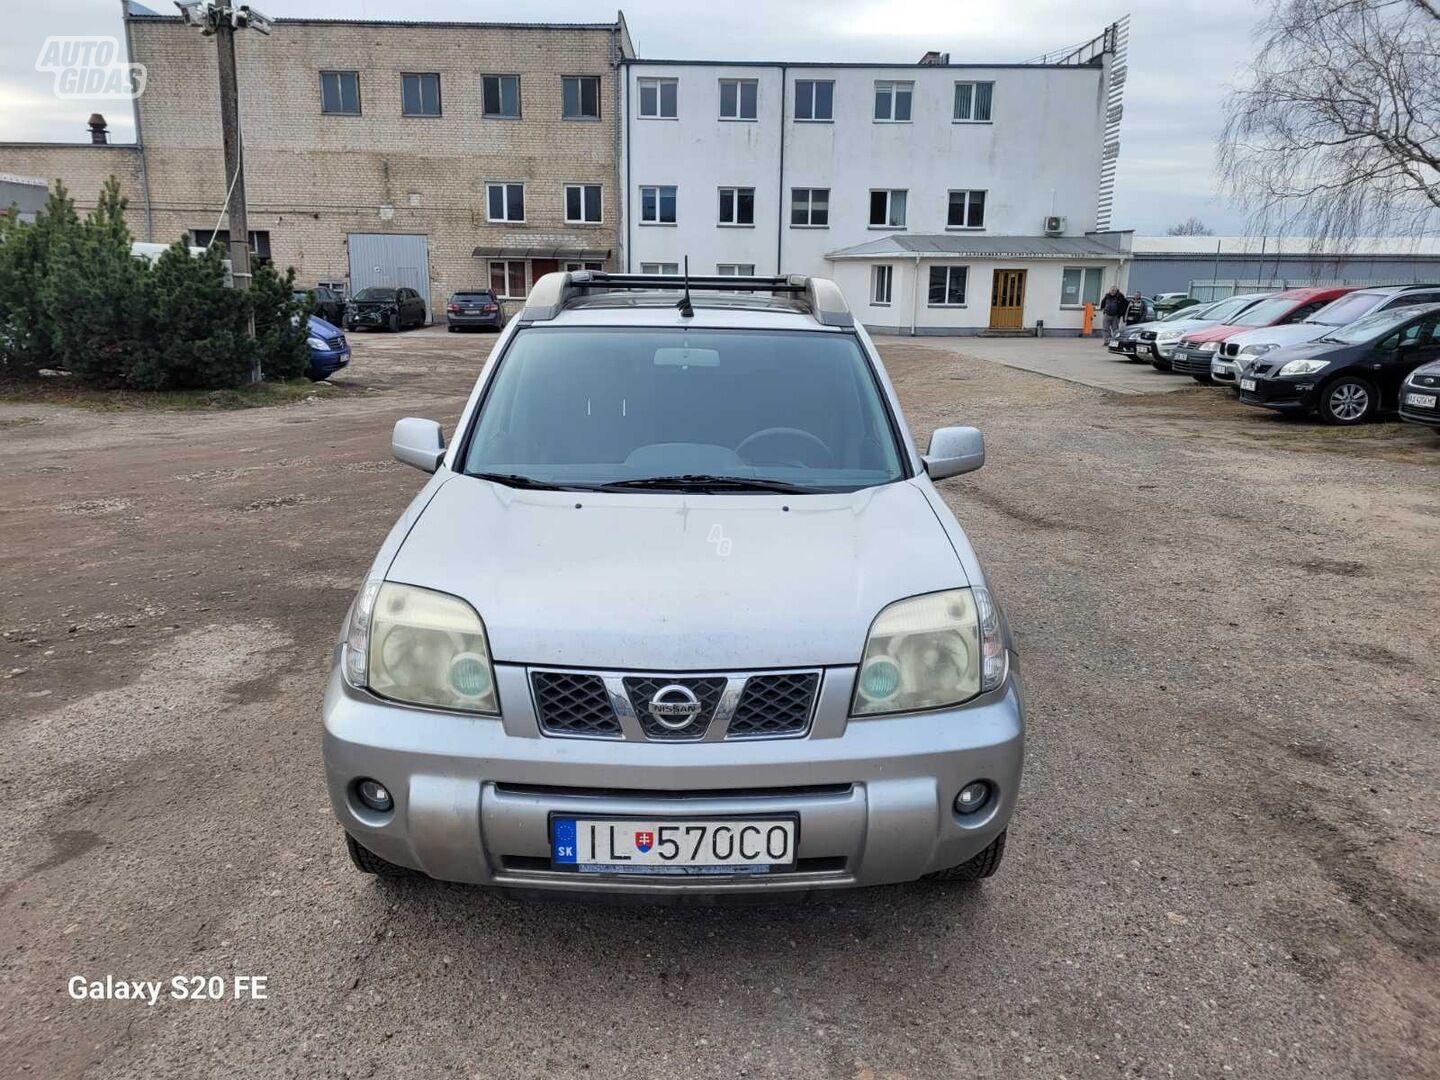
[{"left": 518, "top": 270, "right": 854, "bottom": 328}]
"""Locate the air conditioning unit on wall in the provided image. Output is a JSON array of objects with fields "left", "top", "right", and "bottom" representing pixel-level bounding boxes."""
[{"left": 1043, "top": 215, "right": 1066, "bottom": 235}]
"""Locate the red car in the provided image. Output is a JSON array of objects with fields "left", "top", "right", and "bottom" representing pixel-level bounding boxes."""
[{"left": 1168, "top": 287, "right": 1358, "bottom": 382}]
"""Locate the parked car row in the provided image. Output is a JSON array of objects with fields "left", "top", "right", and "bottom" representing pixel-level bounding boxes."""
[{"left": 1108, "top": 284, "right": 1440, "bottom": 428}]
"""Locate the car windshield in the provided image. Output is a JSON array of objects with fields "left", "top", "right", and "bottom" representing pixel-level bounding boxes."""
[
  {"left": 1231, "top": 297, "right": 1299, "bottom": 327},
  {"left": 463, "top": 327, "right": 906, "bottom": 492},
  {"left": 355, "top": 288, "right": 396, "bottom": 301},
  {"left": 1319, "top": 306, "right": 1422, "bottom": 345},
  {"left": 1164, "top": 302, "right": 1214, "bottom": 322},
  {"left": 1307, "top": 292, "right": 1383, "bottom": 326},
  {"left": 1198, "top": 296, "right": 1261, "bottom": 323}
]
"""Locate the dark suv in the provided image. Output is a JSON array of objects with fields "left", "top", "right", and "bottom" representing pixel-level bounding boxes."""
[{"left": 446, "top": 289, "right": 504, "bottom": 332}]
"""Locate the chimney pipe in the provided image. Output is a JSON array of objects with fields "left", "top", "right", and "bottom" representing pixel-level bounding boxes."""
[{"left": 88, "top": 113, "right": 108, "bottom": 144}]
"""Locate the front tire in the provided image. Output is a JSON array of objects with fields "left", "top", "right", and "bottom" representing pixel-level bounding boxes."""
[
  {"left": 388, "top": 312, "right": 400, "bottom": 333},
  {"left": 345, "top": 833, "right": 420, "bottom": 877},
  {"left": 1319, "top": 376, "right": 1376, "bottom": 425},
  {"left": 924, "top": 829, "right": 1007, "bottom": 882}
]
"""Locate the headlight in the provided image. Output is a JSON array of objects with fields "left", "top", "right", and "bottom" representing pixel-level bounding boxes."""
[
  {"left": 1240, "top": 342, "right": 1278, "bottom": 356},
  {"left": 1198, "top": 341, "right": 1220, "bottom": 353},
  {"left": 1278, "top": 358, "right": 1329, "bottom": 377},
  {"left": 1157, "top": 330, "right": 1182, "bottom": 343},
  {"left": 344, "top": 582, "right": 499, "bottom": 714},
  {"left": 851, "top": 588, "right": 1006, "bottom": 716},
  {"left": 305, "top": 336, "right": 326, "bottom": 350}
]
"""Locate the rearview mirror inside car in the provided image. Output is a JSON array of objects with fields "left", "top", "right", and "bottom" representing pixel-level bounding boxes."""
[
  {"left": 392, "top": 417, "right": 446, "bottom": 473},
  {"left": 922, "top": 426, "right": 985, "bottom": 480}
]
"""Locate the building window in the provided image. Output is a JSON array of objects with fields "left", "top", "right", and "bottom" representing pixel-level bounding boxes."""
[
  {"left": 790, "top": 188, "right": 830, "bottom": 227},
  {"left": 638, "top": 77, "right": 678, "bottom": 119},
  {"left": 565, "top": 183, "right": 603, "bottom": 224},
  {"left": 794, "top": 79, "right": 833, "bottom": 121},
  {"left": 718, "top": 78, "right": 758, "bottom": 120},
  {"left": 192, "top": 228, "right": 272, "bottom": 264},
  {"left": 872, "top": 265, "right": 893, "bottom": 306},
  {"left": 401, "top": 73, "right": 441, "bottom": 116},
  {"left": 563, "top": 261, "right": 605, "bottom": 272},
  {"left": 928, "top": 265, "right": 969, "bottom": 306},
  {"left": 873, "top": 81, "right": 913, "bottom": 122},
  {"left": 954, "top": 81, "right": 994, "bottom": 122},
  {"left": 947, "top": 190, "right": 986, "bottom": 229},
  {"left": 640, "top": 262, "right": 679, "bottom": 274},
  {"left": 716, "top": 263, "right": 755, "bottom": 275},
  {"left": 718, "top": 187, "right": 755, "bottom": 226},
  {"left": 1061, "top": 267, "right": 1105, "bottom": 307},
  {"left": 481, "top": 75, "right": 521, "bottom": 118},
  {"left": 869, "top": 189, "right": 907, "bottom": 228},
  {"left": 640, "top": 185, "right": 677, "bottom": 224},
  {"left": 320, "top": 70, "right": 360, "bottom": 115},
  {"left": 490, "top": 260, "right": 527, "bottom": 299},
  {"left": 486, "top": 183, "right": 525, "bottom": 222},
  {"left": 562, "top": 76, "right": 601, "bottom": 120}
]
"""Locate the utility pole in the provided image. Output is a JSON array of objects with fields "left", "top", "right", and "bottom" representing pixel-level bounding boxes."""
[{"left": 176, "top": 2, "right": 272, "bottom": 381}]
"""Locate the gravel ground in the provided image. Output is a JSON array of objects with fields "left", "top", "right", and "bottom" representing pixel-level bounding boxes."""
[{"left": 0, "top": 330, "right": 1436, "bottom": 1079}]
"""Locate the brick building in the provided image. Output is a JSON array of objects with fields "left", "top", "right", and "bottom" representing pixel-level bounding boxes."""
[{"left": 0, "top": 5, "right": 634, "bottom": 318}]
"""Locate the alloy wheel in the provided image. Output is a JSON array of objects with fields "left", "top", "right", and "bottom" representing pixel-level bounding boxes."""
[{"left": 1328, "top": 382, "right": 1370, "bottom": 422}]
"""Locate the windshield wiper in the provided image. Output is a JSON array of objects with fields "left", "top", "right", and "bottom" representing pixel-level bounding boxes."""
[
  {"left": 599, "top": 474, "right": 815, "bottom": 494},
  {"left": 471, "top": 471, "right": 597, "bottom": 492}
]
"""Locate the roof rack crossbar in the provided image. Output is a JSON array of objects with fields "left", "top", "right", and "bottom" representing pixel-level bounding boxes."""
[{"left": 519, "top": 270, "right": 853, "bottom": 328}]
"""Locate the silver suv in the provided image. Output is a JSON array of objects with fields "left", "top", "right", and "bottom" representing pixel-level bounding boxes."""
[{"left": 323, "top": 271, "right": 1024, "bottom": 897}]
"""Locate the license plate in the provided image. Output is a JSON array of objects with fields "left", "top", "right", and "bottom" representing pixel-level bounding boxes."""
[
  {"left": 1405, "top": 391, "right": 1437, "bottom": 408},
  {"left": 1106, "top": 339, "right": 1119, "bottom": 348},
  {"left": 1240, "top": 378, "right": 1257, "bottom": 392},
  {"left": 552, "top": 817, "right": 797, "bottom": 874}
]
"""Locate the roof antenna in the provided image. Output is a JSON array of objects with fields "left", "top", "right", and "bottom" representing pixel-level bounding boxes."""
[{"left": 677, "top": 255, "right": 694, "bottom": 318}]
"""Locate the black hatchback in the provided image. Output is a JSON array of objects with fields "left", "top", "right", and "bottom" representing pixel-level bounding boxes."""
[
  {"left": 445, "top": 289, "right": 504, "bottom": 332},
  {"left": 1239, "top": 303, "right": 1440, "bottom": 425}
]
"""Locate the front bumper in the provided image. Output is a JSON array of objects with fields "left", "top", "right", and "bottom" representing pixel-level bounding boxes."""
[
  {"left": 322, "top": 660, "right": 1024, "bottom": 895},
  {"left": 1399, "top": 385, "right": 1440, "bottom": 428},
  {"left": 1239, "top": 376, "right": 1316, "bottom": 414},
  {"left": 308, "top": 346, "right": 351, "bottom": 378},
  {"left": 1171, "top": 345, "right": 1218, "bottom": 376},
  {"left": 1210, "top": 356, "right": 1243, "bottom": 385}
]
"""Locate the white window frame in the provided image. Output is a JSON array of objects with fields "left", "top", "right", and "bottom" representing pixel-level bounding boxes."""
[
  {"left": 639, "top": 184, "right": 677, "bottom": 225},
  {"left": 485, "top": 182, "right": 526, "bottom": 223},
  {"left": 637, "top": 77, "right": 678, "bottom": 119},
  {"left": 927, "top": 265, "right": 969, "bottom": 307},
  {"left": 872, "top": 264, "right": 893, "bottom": 306},
  {"left": 563, "top": 260, "right": 604, "bottom": 272},
  {"left": 564, "top": 183, "right": 603, "bottom": 224},
  {"left": 716, "top": 263, "right": 755, "bottom": 275},
  {"left": 717, "top": 186, "right": 755, "bottom": 227},
  {"left": 489, "top": 260, "right": 528, "bottom": 299},
  {"left": 868, "top": 188, "right": 908, "bottom": 229},
  {"left": 953, "top": 80, "right": 994, "bottom": 123},
  {"left": 946, "top": 189, "right": 986, "bottom": 230},
  {"left": 640, "top": 262, "right": 679, "bottom": 275},
  {"left": 718, "top": 78, "right": 759, "bottom": 121},
  {"left": 794, "top": 79, "right": 833, "bottom": 122},
  {"left": 790, "top": 187, "right": 830, "bottom": 228},
  {"left": 1060, "top": 266, "right": 1106, "bottom": 308},
  {"left": 873, "top": 80, "right": 913, "bottom": 123}
]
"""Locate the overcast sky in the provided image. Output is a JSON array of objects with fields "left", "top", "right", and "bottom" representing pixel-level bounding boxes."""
[{"left": 0, "top": 0, "right": 1264, "bottom": 234}]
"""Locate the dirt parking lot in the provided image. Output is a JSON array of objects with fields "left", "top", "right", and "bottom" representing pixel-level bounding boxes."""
[{"left": 1, "top": 329, "right": 1437, "bottom": 1079}]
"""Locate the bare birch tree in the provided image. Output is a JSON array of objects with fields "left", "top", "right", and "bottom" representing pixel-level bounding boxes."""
[{"left": 1220, "top": 0, "right": 1439, "bottom": 248}]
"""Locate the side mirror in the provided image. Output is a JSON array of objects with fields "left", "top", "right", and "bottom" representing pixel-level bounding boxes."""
[
  {"left": 922, "top": 426, "right": 985, "bottom": 480},
  {"left": 392, "top": 417, "right": 445, "bottom": 473}
]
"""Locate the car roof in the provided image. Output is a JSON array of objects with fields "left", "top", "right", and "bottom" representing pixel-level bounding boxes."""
[
  {"left": 540, "top": 298, "right": 840, "bottom": 333},
  {"left": 1271, "top": 285, "right": 1357, "bottom": 301}
]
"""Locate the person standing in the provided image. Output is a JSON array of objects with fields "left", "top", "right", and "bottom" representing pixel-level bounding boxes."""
[
  {"left": 1100, "top": 286, "right": 1126, "bottom": 341},
  {"left": 1125, "top": 291, "right": 1148, "bottom": 325}
]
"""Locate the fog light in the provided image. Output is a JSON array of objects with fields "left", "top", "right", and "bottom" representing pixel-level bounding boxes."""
[
  {"left": 356, "top": 778, "right": 393, "bottom": 813},
  {"left": 954, "top": 781, "right": 990, "bottom": 815}
]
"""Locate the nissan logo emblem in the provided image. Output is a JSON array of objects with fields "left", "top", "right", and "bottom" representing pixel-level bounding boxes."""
[{"left": 647, "top": 684, "right": 703, "bottom": 730}]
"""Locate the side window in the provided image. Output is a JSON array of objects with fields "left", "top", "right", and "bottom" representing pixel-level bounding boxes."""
[{"left": 1285, "top": 301, "right": 1325, "bottom": 323}]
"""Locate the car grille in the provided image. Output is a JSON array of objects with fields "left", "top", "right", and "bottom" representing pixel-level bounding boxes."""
[
  {"left": 1223, "top": 342, "right": 1240, "bottom": 357},
  {"left": 623, "top": 676, "right": 727, "bottom": 741},
  {"left": 1413, "top": 373, "right": 1440, "bottom": 388},
  {"left": 727, "top": 673, "right": 820, "bottom": 737},
  {"left": 532, "top": 672, "right": 621, "bottom": 737},
  {"left": 1138, "top": 330, "right": 1157, "bottom": 341},
  {"left": 530, "top": 669, "right": 821, "bottom": 742}
]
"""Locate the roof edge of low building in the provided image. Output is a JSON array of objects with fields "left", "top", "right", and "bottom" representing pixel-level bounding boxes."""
[
  {"left": 826, "top": 234, "right": 1132, "bottom": 260},
  {"left": 125, "top": 12, "right": 625, "bottom": 32}
]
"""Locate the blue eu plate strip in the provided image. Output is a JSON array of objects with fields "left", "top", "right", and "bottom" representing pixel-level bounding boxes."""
[{"left": 552, "top": 818, "right": 578, "bottom": 864}]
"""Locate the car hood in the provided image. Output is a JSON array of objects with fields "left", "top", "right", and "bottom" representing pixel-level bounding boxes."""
[
  {"left": 308, "top": 314, "right": 340, "bottom": 335},
  {"left": 1224, "top": 322, "right": 1327, "bottom": 350},
  {"left": 384, "top": 474, "right": 967, "bottom": 670},
  {"left": 1259, "top": 339, "right": 1354, "bottom": 368},
  {"left": 1406, "top": 359, "right": 1440, "bottom": 381},
  {"left": 1153, "top": 317, "right": 1223, "bottom": 337}
]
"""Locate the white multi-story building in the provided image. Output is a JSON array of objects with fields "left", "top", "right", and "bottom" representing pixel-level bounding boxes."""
[{"left": 620, "top": 22, "right": 1132, "bottom": 335}]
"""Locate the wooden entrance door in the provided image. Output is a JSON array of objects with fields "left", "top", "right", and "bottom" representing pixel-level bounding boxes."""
[{"left": 989, "top": 269, "right": 1027, "bottom": 329}]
